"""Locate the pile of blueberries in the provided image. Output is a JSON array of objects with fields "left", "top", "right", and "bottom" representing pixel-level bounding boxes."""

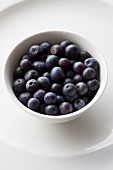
[{"left": 13, "top": 40, "right": 100, "bottom": 116}]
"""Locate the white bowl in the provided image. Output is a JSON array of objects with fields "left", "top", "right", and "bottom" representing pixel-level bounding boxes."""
[{"left": 4, "top": 30, "right": 108, "bottom": 123}]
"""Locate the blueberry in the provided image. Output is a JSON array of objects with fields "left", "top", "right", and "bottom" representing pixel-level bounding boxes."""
[
  {"left": 76, "top": 82, "right": 88, "bottom": 95},
  {"left": 20, "top": 59, "right": 32, "bottom": 71},
  {"left": 81, "top": 96, "right": 90, "bottom": 104},
  {"left": 73, "top": 74, "right": 83, "bottom": 84},
  {"left": 38, "top": 103, "right": 46, "bottom": 114},
  {"left": 83, "top": 67, "right": 96, "bottom": 79},
  {"left": 84, "top": 58, "right": 99, "bottom": 70},
  {"left": 14, "top": 66, "right": 24, "bottom": 78},
  {"left": 65, "top": 44, "right": 79, "bottom": 59},
  {"left": 33, "top": 89, "right": 46, "bottom": 101},
  {"left": 59, "top": 102, "right": 73, "bottom": 115},
  {"left": 50, "top": 44, "right": 63, "bottom": 56},
  {"left": 24, "top": 69, "right": 39, "bottom": 81},
  {"left": 44, "top": 92, "right": 57, "bottom": 104},
  {"left": 70, "top": 60, "right": 77, "bottom": 65},
  {"left": 74, "top": 99, "right": 86, "bottom": 110},
  {"left": 27, "top": 98, "right": 40, "bottom": 111},
  {"left": 46, "top": 55, "right": 58, "bottom": 69},
  {"left": 87, "top": 79, "right": 100, "bottom": 91},
  {"left": 78, "top": 51, "right": 91, "bottom": 62},
  {"left": 66, "top": 94, "right": 78, "bottom": 102},
  {"left": 66, "top": 70, "right": 74, "bottom": 78},
  {"left": 29, "top": 45, "right": 41, "bottom": 61},
  {"left": 63, "top": 83, "right": 76, "bottom": 97},
  {"left": 43, "top": 72, "right": 50, "bottom": 78},
  {"left": 37, "top": 76, "right": 50, "bottom": 90},
  {"left": 50, "top": 67, "right": 65, "bottom": 82},
  {"left": 40, "top": 42, "right": 51, "bottom": 54},
  {"left": 73, "top": 62, "right": 85, "bottom": 73},
  {"left": 19, "top": 92, "right": 32, "bottom": 106},
  {"left": 59, "top": 58, "right": 71, "bottom": 70},
  {"left": 63, "top": 78, "right": 73, "bottom": 85},
  {"left": 60, "top": 40, "right": 72, "bottom": 49},
  {"left": 45, "top": 105, "right": 58, "bottom": 115},
  {"left": 26, "top": 79, "right": 39, "bottom": 93},
  {"left": 51, "top": 83, "right": 62, "bottom": 95},
  {"left": 33, "top": 61, "right": 47, "bottom": 73},
  {"left": 21, "top": 55, "right": 30, "bottom": 60},
  {"left": 13, "top": 78, "right": 26, "bottom": 93},
  {"left": 56, "top": 95, "right": 65, "bottom": 105}
]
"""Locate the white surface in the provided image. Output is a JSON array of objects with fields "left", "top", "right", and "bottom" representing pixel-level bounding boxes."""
[{"left": 0, "top": 0, "right": 113, "bottom": 169}]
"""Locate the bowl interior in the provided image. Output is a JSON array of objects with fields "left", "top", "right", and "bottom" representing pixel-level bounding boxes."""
[{"left": 4, "top": 31, "right": 107, "bottom": 123}]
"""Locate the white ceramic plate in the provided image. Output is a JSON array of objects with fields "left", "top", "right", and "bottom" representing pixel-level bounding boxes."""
[{"left": 0, "top": 0, "right": 113, "bottom": 169}]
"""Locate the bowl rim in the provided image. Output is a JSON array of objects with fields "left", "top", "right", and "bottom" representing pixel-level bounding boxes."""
[{"left": 3, "top": 30, "right": 108, "bottom": 122}]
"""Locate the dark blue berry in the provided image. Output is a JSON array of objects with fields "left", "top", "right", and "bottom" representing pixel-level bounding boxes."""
[
  {"left": 76, "top": 82, "right": 88, "bottom": 95},
  {"left": 63, "top": 78, "right": 73, "bottom": 85},
  {"left": 66, "top": 70, "right": 74, "bottom": 78},
  {"left": 81, "top": 96, "right": 90, "bottom": 104},
  {"left": 60, "top": 40, "right": 72, "bottom": 49},
  {"left": 73, "top": 62, "right": 85, "bottom": 73},
  {"left": 84, "top": 58, "right": 99, "bottom": 70},
  {"left": 51, "top": 83, "right": 62, "bottom": 95},
  {"left": 50, "top": 67, "right": 65, "bottom": 82},
  {"left": 21, "top": 55, "right": 30, "bottom": 60},
  {"left": 78, "top": 51, "right": 91, "bottom": 61},
  {"left": 59, "top": 58, "right": 71, "bottom": 70},
  {"left": 44, "top": 92, "right": 57, "bottom": 104},
  {"left": 29, "top": 45, "right": 41, "bottom": 61},
  {"left": 46, "top": 55, "right": 58, "bottom": 69},
  {"left": 24, "top": 69, "right": 39, "bottom": 81},
  {"left": 73, "top": 74, "right": 83, "bottom": 84},
  {"left": 45, "top": 105, "right": 58, "bottom": 115},
  {"left": 20, "top": 59, "right": 32, "bottom": 71},
  {"left": 33, "top": 61, "right": 47, "bottom": 73},
  {"left": 14, "top": 66, "right": 24, "bottom": 78},
  {"left": 66, "top": 94, "right": 78, "bottom": 102},
  {"left": 74, "top": 99, "right": 86, "bottom": 110},
  {"left": 40, "top": 42, "right": 51, "bottom": 54},
  {"left": 43, "top": 72, "right": 50, "bottom": 78},
  {"left": 83, "top": 67, "right": 96, "bottom": 79},
  {"left": 19, "top": 92, "right": 32, "bottom": 106},
  {"left": 33, "top": 89, "right": 46, "bottom": 101},
  {"left": 56, "top": 95, "right": 65, "bottom": 105},
  {"left": 38, "top": 103, "right": 46, "bottom": 114},
  {"left": 63, "top": 83, "right": 76, "bottom": 97},
  {"left": 59, "top": 102, "right": 73, "bottom": 115},
  {"left": 87, "top": 79, "right": 100, "bottom": 91},
  {"left": 13, "top": 78, "right": 26, "bottom": 93},
  {"left": 26, "top": 79, "right": 39, "bottom": 93},
  {"left": 50, "top": 44, "right": 63, "bottom": 56},
  {"left": 37, "top": 76, "right": 50, "bottom": 90},
  {"left": 65, "top": 44, "right": 79, "bottom": 59},
  {"left": 27, "top": 98, "right": 40, "bottom": 111}
]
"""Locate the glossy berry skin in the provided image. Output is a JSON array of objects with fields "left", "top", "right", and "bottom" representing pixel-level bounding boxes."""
[
  {"left": 21, "top": 55, "right": 30, "bottom": 60},
  {"left": 76, "top": 82, "right": 88, "bottom": 95},
  {"left": 74, "top": 99, "right": 86, "bottom": 110},
  {"left": 45, "top": 105, "right": 58, "bottom": 115},
  {"left": 73, "top": 62, "right": 85, "bottom": 73},
  {"left": 43, "top": 72, "right": 50, "bottom": 78},
  {"left": 20, "top": 59, "right": 32, "bottom": 71},
  {"left": 38, "top": 103, "right": 46, "bottom": 114},
  {"left": 66, "top": 70, "right": 74, "bottom": 78},
  {"left": 63, "top": 78, "right": 73, "bottom": 85},
  {"left": 51, "top": 83, "right": 62, "bottom": 95},
  {"left": 59, "top": 102, "right": 73, "bottom": 115},
  {"left": 46, "top": 55, "right": 58, "bottom": 69},
  {"left": 24, "top": 69, "right": 39, "bottom": 81},
  {"left": 65, "top": 44, "right": 79, "bottom": 59},
  {"left": 40, "top": 42, "right": 51, "bottom": 54},
  {"left": 59, "top": 58, "right": 71, "bottom": 70},
  {"left": 87, "top": 79, "right": 100, "bottom": 91},
  {"left": 63, "top": 83, "right": 76, "bottom": 97},
  {"left": 29, "top": 45, "right": 41, "bottom": 61},
  {"left": 33, "top": 61, "right": 47, "bottom": 73},
  {"left": 27, "top": 98, "right": 40, "bottom": 111},
  {"left": 33, "top": 89, "right": 46, "bottom": 101},
  {"left": 78, "top": 51, "right": 91, "bottom": 62},
  {"left": 14, "top": 66, "right": 24, "bottom": 78},
  {"left": 37, "top": 76, "right": 50, "bottom": 90},
  {"left": 73, "top": 74, "right": 83, "bottom": 84},
  {"left": 66, "top": 94, "right": 78, "bottom": 102},
  {"left": 60, "top": 40, "right": 72, "bottom": 49},
  {"left": 56, "top": 95, "right": 65, "bottom": 105},
  {"left": 13, "top": 78, "right": 26, "bottom": 93},
  {"left": 83, "top": 67, "right": 95, "bottom": 79},
  {"left": 26, "top": 79, "right": 39, "bottom": 93},
  {"left": 19, "top": 92, "right": 32, "bottom": 106},
  {"left": 84, "top": 58, "right": 99, "bottom": 70},
  {"left": 50, "top": 67, "right": 65, "bottom": 82},
  {"left": 44, "top": 92, "right": 57, "bottom": 104},
  {"left": 50, "top": 44, "right": 63, "bottom": 56}
]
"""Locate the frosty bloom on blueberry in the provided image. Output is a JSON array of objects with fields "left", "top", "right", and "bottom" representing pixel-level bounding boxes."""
[{"left": 13, "top": 39, "right": 100, "bottom": 116}]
